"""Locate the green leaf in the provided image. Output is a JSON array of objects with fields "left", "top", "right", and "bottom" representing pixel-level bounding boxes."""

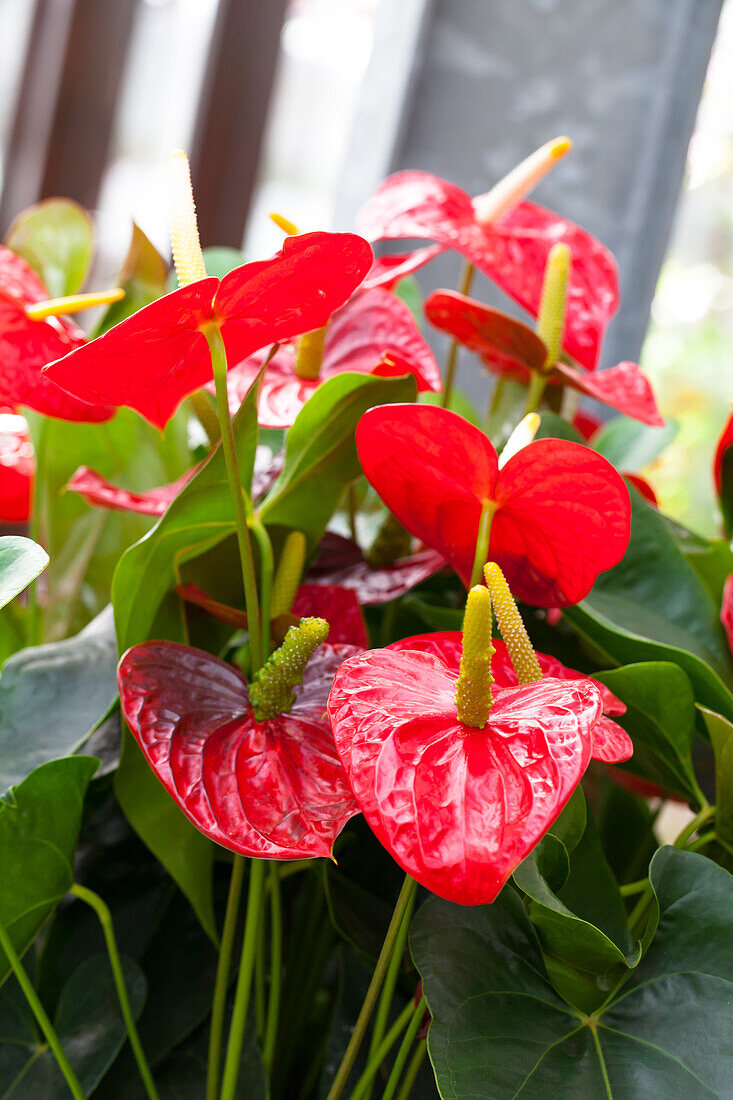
[
  {"left": 0, "top": 607, "right": 118, "bottom": 791},
  {"left": 595, "top": 662, "right": 703, "bottom": 804},
  {"left": 0, "top": 757, "right": 98, "bottom": 988},
  {"left": 260, "top": 372, "right": 417, "bottom": 547},
  {"left": 593, "top": 416, "right": 678, "bottom": 470},
  {"left": 412, "top": 846, "right": 733, "bottom": 1099},
  {"left": 565, "top": 489, "right": 733, "bottom": 720},
  {"left": 0, "top": 536, "right": 48, "bottom": 610},
  {"left": 535, "top": 411, "right": 586, "bottom": 444},
  {"left": 93, "top": 223, "right": 168, "bottom": 336},
  {"left": 698, "top": 705, "right": 733, "bottom": 852},
  {"left": 547, "top": 786, "right": 587, "bottom": 856},
  {"left": 0, "top": 953, "right": 146, "bottom": 1097},
  {"left": 5, "top": 198, "right": 93, "bottom": 296},
  {"left": 393, "top": 273, "right": 423, "bottom": 320}
]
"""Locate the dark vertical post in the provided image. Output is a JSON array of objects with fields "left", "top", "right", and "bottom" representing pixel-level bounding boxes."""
[{"left": 189, "top": 0, "right": 288, "bottom": 248}]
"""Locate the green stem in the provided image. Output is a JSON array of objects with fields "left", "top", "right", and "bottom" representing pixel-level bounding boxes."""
[
  {"left": 441, "top": 261, "right": 475, "bottom": 408},
  {"left": 189, "top": 390, "right": 221, "bottom": 447},
  {"left": 673, "top": 803, "right": 714, "bottom": 849},
  {"left": 350, "top": 1000, "right": 416, "bottom": 1100},
  {"left": 71, "top": 884, "right": 159, "bottom": 1100},
  {"left": 220, "top": 859, "right": 267, "bottom": 1100},
  {"left": 206, "top": 323, "right": 263, "bottom": 671},
  {"left": 250, "top": 518, "right": 274, "bottom": 659},
  {"left": 686, "top": 831, "right": 717, "bottom": 853},
  {"left": 262, "top": 863, "right": 283, "bottom": 1076},
  {"left": 325, "top": 876, "right": 418, "bottom": 1100},
  {"left": 524, "top": 370, "right": 547, "bottom": 415},
  {"left": 206, "top": 856, "right": 245, "bottom": 1100},
  {"left": 348, "top": 483, "right": 359, "bottom": 545},
  {"left": 394, "top": 1039, "right": 427, "bottom": 1100},
  {"left": 255, "top": 907, "right": 266, "bottom": 1041},
  {"left": 619, "top": 878, "right": 648, "bottom": 897},
  {"left": 366, "top": 884, "right": 417, "bottom": 1097},
  {"left": 380, "top": 996, "right": 427, "bottom": 1100},
  {"left": 0, "top": 919, "right": 85, "bottom": 1100},
  {"left": 469, "top": 501, "right": 495, "bottom": 587},
  {"left": 486, "top": 375, "right": 507, "bottom": 422}
]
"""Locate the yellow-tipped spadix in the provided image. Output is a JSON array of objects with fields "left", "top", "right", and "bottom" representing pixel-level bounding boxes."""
[
  {"left": 169, "top": 149, "right": 207, "bottom": 287},
  {"left": 269, "top": 212, "right": 299, "bottom": 236},
  {"left": 25, "top": 288, "right": 125, "bottom": 321},
  {"left": 456, "top": 586, "right": 495, "bottom": 729},
  {"left": 473, "top": 135, "right": 572, "bottom": 226},
  {"left": 536, "top": 243, "right": 571, "bottom": 370},
  {"left": 484, "top": 562, "right": 542, "bottom": 684}
]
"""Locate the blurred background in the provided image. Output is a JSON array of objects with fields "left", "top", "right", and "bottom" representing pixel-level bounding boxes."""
[{"left": 0, "top": 0, "right": 730, "bottom": 534}]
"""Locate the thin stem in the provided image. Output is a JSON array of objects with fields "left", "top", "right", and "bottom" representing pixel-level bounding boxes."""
[
  {"left": 255, "top": 910, "right": 267, "bottom": 1040},
  {"left": 486, "top": 375, "right": 507, "bottom": 424},
  {"left": 349, "top": 1000, "right": 416, "bottom": 1100},
  {"left": 380, "top": 996, "right": 427, "bottom": 1100},
  {"left": 366, "top": 876, "right": 418, "bottom": 1097},
  {"left": 348, "top": 483, "right": 359, "bottom": 544},
  {"left": 262, "top": 863, "right": 283, "bottom": 1076},
  {"left": 441, "top": 262, "right": 474, "bottom": 408},
  {"left": 189, "top": 390, "right": 221, "bottom": 447},
  {"left": 687, "top": 831, "right": 717, "bottom": 853},
  {"left": 206, "top": 856, "right": 245, "bottom": 1100},
  {"left": 469, "top": 501, "right": 495, "bottom": 587},
  {"left": 394, "top": 1039, "right": 427, "bottom": 1100},
  {"left": 251, "top": 518, "right": 274, "bottom": 659},
  {"left": 524, "top": 371, "right": 547, "bottom": 415},
  {"left": 325, "top": 875, "right": 418, "bottom": 1100},
  {"left": 619, "top": 878, "right": 648, "bottom": 897},
  {"left": 206, "top": 323, "right": 263, "bottom": 671},
  {"left": 0, "top": 920, "right": 85, "bottom": 1100},
  {"left": 673, "top": 803, "right": 714, "bottom": 849},
  {"left": 220, "top": 859, "right": 267, "bottom": 1100},
  {"left": 70, "top": 884, "right": 159, "bottom": 1100}
]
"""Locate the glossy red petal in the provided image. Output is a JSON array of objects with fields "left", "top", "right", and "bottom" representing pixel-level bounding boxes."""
[
  {"left": 328, "top": 647, "right": 603, "bottom": 904},
  {"left": 387, "top": 630, "right": 630, "bottom": 763},
  {"left": 722, "top": 574, "right": 733, "bottom": 658},
  {"left": 626, "top": 473, "right": 658, "bottom": 507},
  {"left": 425, "top": 290, "right": 546, "bottom": 376},
  {"left": 306, "top": 532, "right": 446, "bottom": 605},
  {"left": 363, "top": 245, "right": 444, "bottom": 290},
  {"left": 67, "top": 465, "right": 196, "bottom": 516},
  {"left": 714, "top": 410, "right": 733, "bottom": 495},
  {"left": 494, "top": 438, "right": 630, "bottom": 605},
  {"left": 555, "top": 360, "right": 664, "bottom": 427},
  {"left": 44, "top": 279, "right": 219, "bottom": 429},
  {"left": 0, "top": 409, "right": 33, "bottom": 522},
  {"left": 119, "top": 640, "right": 360, "bottom": 859},
  {"left": 357, "top": 404, "right": 498, "bottom": 585},
  {"left": 291, "top": 584, "right": 368, "bottom": 648},
  {"left": 357, "top": 172, "right": 619, "bottom": 369}
]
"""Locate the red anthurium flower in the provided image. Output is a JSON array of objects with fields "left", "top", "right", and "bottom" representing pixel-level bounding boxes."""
[
  {"left": 328, "top": 644, "right": 605, "bottom": 904},
  {"left": 573, "top": 410, "right": 603, "bottom": 441},
  {"left": 67, "top": 444, "right": 283, "bottom": 518},
  {"left": 387, "top": 631, "right": 632, "bottom": 764},
  {"left": 425, "top": 290, "right": 663, "bottom": 427},
  {"left": 119, "top": 638, "right": 361, "bottom": 859},
  {"left": 0, "top": 408, "right": 34, "bottom": 522},
  {"left": 305, "top": 531, "right": 445, "bottom": 605},
  {"left": 44, "top": 232, "right": 373, "bottom": 430},
  {"left": 356, "top": 171, "right": 618, "bottom": 369},
  {"left": 722, "top": 575, "right": 733, "bottom": 658},
  {"left": 714, "top": 410, "right": 733, "bottom": 495},
  {"left": 356, "top": 404, "right": 630, "bottom": 606},
  {"left": 362, "top": 245, "right": 444, "bottom": 291},
  {"left": 0, "top": 246, "right": 113, "bottom": 422},
  {"left": 211, "top": 285, "right": 442, "bottom": 429}
]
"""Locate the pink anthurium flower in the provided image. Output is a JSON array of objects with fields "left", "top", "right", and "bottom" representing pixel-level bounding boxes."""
[
  {"left": 0, "top": 246, "right": 113, "bottom": 422},
  {"left": 0, "top": 408, "right": 34, "bottom": 522},
  {"left": 305, "top": 531, "right": 446, "bottom": 605},
  {"left": 210, "top": 285, "right": 442, "bottom": 430},
  {"left": 356, "top": 170, "right": 618, "bottom": 369},
  {"left": 44, "top": 232, "right": 373, "bottom": 429},
  {"left": 356, "top": 404, "right": 630, "bottom": 606},
  {"left": 118, "top": 635, "right": 362, "bottom": 859},
  {"left": 425, "top": 289, "right": 663, "bottom": 427},
  {"left": 328, "top": 641, "right": 607, "bottom": 905}
]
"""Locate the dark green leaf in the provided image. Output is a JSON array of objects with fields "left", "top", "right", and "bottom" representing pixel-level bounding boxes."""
[
  {"left": 93, "top": 223, "right": 168, "bottom": 336},
  {"left": 412, "top": 847, "right": 733, "bottom": 1099},
  {"left": 698, "top": 705, "right": 733, "bottom": 853},
  {"left": 0, "top": 757, "right": 98, "bottom": 988},
  {"left": 0, "top": 608, "right": 118, "bottom": 791},
  {"left": 0, "top": 536, "right": 48, "bottom": 610},
  {"left": 260, "top": 373, "right": 417, "bottom": 547},
  {"left": 548, "top": 787, "right": 587, "bottom": 856},
  {"left": 5, "top": 198, "right": 93, "bottom": 296},
  {"left": 592, "top": 416, "right": 678, "bottom": 470}
]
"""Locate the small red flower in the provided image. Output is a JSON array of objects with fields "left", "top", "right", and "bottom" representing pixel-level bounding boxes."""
[
  {"left": 356, "top": 404, "right": 630, "bottom": 606},
  {"left": 0, "top": 247, "right": 113, "bottom": 422},
  {"left": 305, "top": 531, "right": 445, "bottom": 605},
  {"left": 714, "top": 410, "right": 733, "bottom": 496},
  {"left": 44, "top": 232, "right": 373, "bottom": 429},
  {"left": 211, "top": 284, "right": 442, "bottom": 429},
  {"left": 425, "top": 290, "right": 663, "bottom": 427},
  {"left": 328, "top": 643, "right": 606, "bottom": 904},
  {"left": 0, "top": 408, "right": 34, "bottom": 522},
  {"left": 118, "top": 639, "right": 361, "bottom": 859},
  {"left": 386, "top": 631, "right": 632, "bottom": 764},
  {"left": 356, "top": 171, "right": 618, "bottom": 369}
]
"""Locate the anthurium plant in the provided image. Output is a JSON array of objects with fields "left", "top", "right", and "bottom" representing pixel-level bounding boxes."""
[{"left": 0, "top": 138, "right": 731, "bottom": 1100}]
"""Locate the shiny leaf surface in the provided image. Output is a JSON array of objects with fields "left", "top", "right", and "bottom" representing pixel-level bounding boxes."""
[
  {"left": 0, "top": 534, "right": 47, "bottom": 609},
  {"left": 5, "top": 198, "right": 93, "bottom": 297}
]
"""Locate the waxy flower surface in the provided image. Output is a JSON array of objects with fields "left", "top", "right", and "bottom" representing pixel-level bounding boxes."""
[
  {"left": 118, "top": 638, "right": 361, "bottom": 859},
  {"left": 0, "top": 409, "right": 33, "bottom": 522},
  {"left": 306, "top": 531, "right": 445, "bottom": 605},
  {"left": 425, "top": 289, "right": 663, "bottom": 427},
  {"left": 356, "top": 171, "right": 618, "bottom": 369},
  {"left": 328, "top": 644, "right": 605, "bottom": 904},
  {"left": 45, "top": 232, "right": 373, "bottom": 429},
  {"left": 714, "top": 409, "right": 733, "bottom": 495},
  {"left": 356, "top": 404, "right": 630, "bottom": 605},
  {"left": 0, "top": 246, "right": 113, "bottom": 422}
]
